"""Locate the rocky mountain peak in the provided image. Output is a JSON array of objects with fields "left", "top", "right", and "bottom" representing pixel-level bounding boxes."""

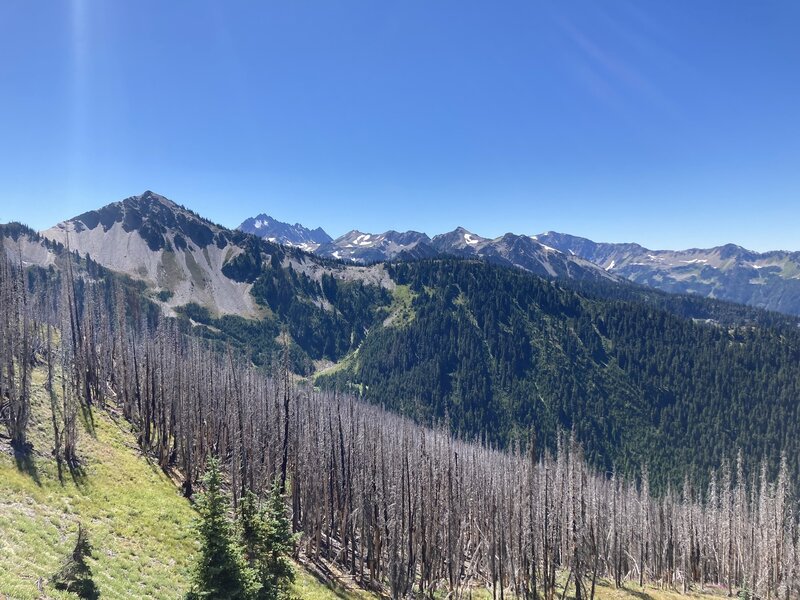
[{"left": 238, "top": 212, "right": 332, "bottom": 251}]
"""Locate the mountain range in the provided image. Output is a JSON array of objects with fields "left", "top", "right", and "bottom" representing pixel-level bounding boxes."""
[
  {"left": 536, "top": 231, "right": 800, "bottom": 316},
  {"left": 39, "top": 192, "right": 392, "bottom": 320},
  {"left": 5, "top": 221, "right": 775, "bottom": 600},
  {"left": 1, "top": 190, "right": 797, "bottom": 492},
  {"left": 241, "top": 212, "right": 800, "bottom": 316},
  {"left": 242, "top": 216, "right": 620, "bottom": 284}
]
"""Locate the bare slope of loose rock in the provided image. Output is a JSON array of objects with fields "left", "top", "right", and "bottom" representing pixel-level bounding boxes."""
[
  {"left": 42, "top": 191, "right": 258, "bottom": 317},
  {"left": 0, "top": 223, "right": 60, "bottom": 269},
  {"left": 38, "top": 192, "right": 397, "bottom": 328}
]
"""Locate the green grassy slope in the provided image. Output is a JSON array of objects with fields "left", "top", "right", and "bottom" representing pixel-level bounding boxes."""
[
  {"left": 0, "top": 367, "right": 374, "bottom": 600},
  {"left": 0, "top": 369, "right": 197, "bottom": 599}
]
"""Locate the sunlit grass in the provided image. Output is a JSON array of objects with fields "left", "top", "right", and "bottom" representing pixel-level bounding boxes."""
[
  {"left": 383, "top": 284, "right": 416, "bottom": 328},
  {"left": 0, "top": 368, "right": 197, "bottom": 599}
]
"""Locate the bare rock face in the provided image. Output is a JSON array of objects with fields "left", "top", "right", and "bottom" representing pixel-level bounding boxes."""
[
  {"left": 42, "top": 191, "right": 259, "bottom": 318},
  {"left": 39, "top": 192, "right": 398, "bottom": 319}
]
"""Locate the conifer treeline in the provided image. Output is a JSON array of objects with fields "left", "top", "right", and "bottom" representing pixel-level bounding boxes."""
[{"left": 1, "top": 241, "right": 798, "bottom": 599}]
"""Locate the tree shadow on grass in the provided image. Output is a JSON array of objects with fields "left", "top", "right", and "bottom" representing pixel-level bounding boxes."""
[
  {"left": 53, "top": 522, "right": 100, "bottom": 599},
  {"left": 559, "top": 580, "right": 658, "bottom": 600},
  {"left": 619, "top": 586, "right": 656, "bottom": 600},
  {"left": 81, "top": 404, "right": 97, "bottom": 439},
  {"left": 12, "top": 440, "right": 41, "bottom": 486},
  {"left": 302, "top": 560, "right": 356, "bottom": 600},
  {"left": 302, "top": 554, "right": 387, "bottom": 599},
  {"left": 67, "top": 459, "right": 88, "bottom": 490}
]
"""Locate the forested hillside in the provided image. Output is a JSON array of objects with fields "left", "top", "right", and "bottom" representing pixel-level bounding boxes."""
[
  {"left": 7, "top": 213, "right": 800, "bottom": 491},
  {"left": 320, "top": 259, "right": 800, "bottom": 490},
  {"left": 1, "top": 238, "right": 797, "bottom": 599}
]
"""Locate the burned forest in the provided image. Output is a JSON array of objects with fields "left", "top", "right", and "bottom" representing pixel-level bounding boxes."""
[{"left": 1, "top": 231, "right": 799, "bottom": 600}]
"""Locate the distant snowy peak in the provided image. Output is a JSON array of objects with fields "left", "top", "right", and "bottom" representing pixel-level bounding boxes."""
[
  {"left": 309, "top": 224, "right": 615, "bottom": 282},
  {"left": 426, "top": 228, "right": 615, "bottom": 282},
  {"left": 316, "top": 229, "right": 434, "bottom": 262},
  {"left": 239, "top": 214, "right": 618, "bottom": 280},
  {"left": 431, "top": 227, "right": 488, "bottom": 251},
  {"left": 238, "top": 213, "right": 331, "bottom": 251},
  {"left": 535, "top": 231, "right": 800, "bottom": 316}
]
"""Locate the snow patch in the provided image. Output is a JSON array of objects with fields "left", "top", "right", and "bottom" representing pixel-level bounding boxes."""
[
  {"left": 605, "top": 260, "right": 616, "bottom": 271},
  {"left": 353, "top": 234, "right": 375, "bottom": 246},
  {"left": 464, "top": 233, "right": 479, "bottom": 245}
]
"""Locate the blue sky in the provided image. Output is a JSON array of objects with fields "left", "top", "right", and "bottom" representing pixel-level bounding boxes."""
[{"left": 1, "top": 1, "right": 799, "bottom": 250}]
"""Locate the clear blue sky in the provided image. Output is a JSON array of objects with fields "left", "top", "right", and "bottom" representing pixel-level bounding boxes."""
[{"left": 1, "top": 1, "right": 799, "bottom": 251}]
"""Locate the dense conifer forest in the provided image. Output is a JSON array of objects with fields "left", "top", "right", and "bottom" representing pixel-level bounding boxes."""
[{"left": 319, "top": 259, "right": 800, "bottom": 490}]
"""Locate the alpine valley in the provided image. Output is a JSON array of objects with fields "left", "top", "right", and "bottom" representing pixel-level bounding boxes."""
[
  {"left": 2, "top": 190, "right": 797, "bottom": 488},
  {"left": 3, "top": 191, "right": 800, "bottom": 599}
]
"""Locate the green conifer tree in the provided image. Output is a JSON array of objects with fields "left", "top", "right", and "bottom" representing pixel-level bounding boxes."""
[
  {"left": 239, "top": 481, "right": 296, "bottom": 600},
  {"left": 188, "top": 456, "right": 255, "bottom": 600}
]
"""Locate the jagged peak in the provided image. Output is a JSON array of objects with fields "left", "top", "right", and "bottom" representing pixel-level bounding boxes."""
[{"left": 238, "top": 212, "right": 332, "bottom": 246}]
